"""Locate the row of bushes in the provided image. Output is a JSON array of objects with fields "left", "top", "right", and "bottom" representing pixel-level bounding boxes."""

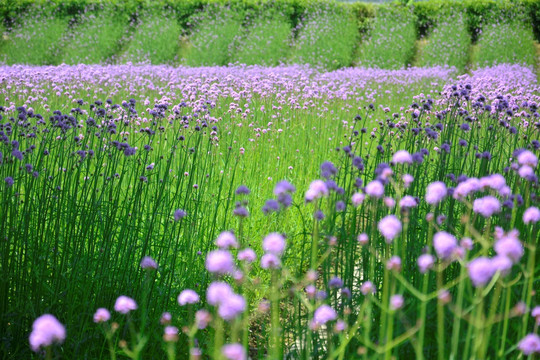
[{"left": 1, "top": 0, "right": 540, "bottom": 40}]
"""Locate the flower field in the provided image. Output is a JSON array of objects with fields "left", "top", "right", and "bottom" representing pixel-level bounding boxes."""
[{"left": 0, "top": 1, "right": 540, "bottom": 360}]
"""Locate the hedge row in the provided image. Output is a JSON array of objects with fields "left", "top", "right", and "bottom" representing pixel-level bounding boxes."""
[{"left": 1, "top": 0, "right": 540, "bottom": 40}]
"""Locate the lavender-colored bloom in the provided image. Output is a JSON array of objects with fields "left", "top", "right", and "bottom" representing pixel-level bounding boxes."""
[
  {"left": 392, "top": 150, "right": 412, "bottom": 164},
  {"left": 274, "top": 180, "right": 295, "bottom": 195},
  {"left": 216, "top": 231, "right": 238, "bottom": 249},
  {"left": 262, "top": 233, "right": 286, "bottom": 256},
  {"left": 518, "top": 333, "right": 540, "bottom": 355},
  {"left": 357, "top": 233, "right": 369, "bottom": 245},
  {"left": 365, "top": 180, "right": 384, "bottom": 198},
  {"left": 5, "top": 177, "right": 14, "bottom": 187},
  {"left": 390, "top": 294, "right": 404, "bottom": 310},
  {"left": 262, "top": 199, "right": 280, "bottom": 215},
  {"left": 140, "top": 256, "right": 157, "bottom": 270},
  {"left": 277, "top": 192, "right": 292, "bottom": 207},
  {"left": 315, "top": 210, "right": 325, "bottom": 221},
  {"left": 235, "top": 185, "right": 250, "bottom": 195},
  {"left": 399, "top": 195, "right": 417, "bottom": 209},
  {"left": 233, "top": 206, "right": 249, "bottom": 217},
  {"left": 313, "top": 304, "right": 337, "bottom": 325},
  {"left": 163, "top": 326, "right": 179, "bottom": 342},
  {"left": 453, "top": 178, "right": 480, "bottom": 199},
  {"left": 494, "top": 235, "right": 523, "bottom": 263},
  {"left": 205, "top": 250, "right": 235, "bottom": 274},
  {"left": 517, "top": 150, "right": 538, "bottom": 167},
  {"left": 418, "top": 254, "right": 435, "bottom": 273},
  {"left": 93, "top": 308, "right": 110, "bottom": 323},
  {"left": 360, "top": 281, "right": 375, "bottom": 295},
  {"left": 473, "top": 196, "right": 501, "bottom": 218},
  {"left": 377, "top": 215, "right": 402, "bottom": 243},
  {"left": 425, "top": 181, "right": 447, "bottom": 205},
  {"left": 237, "top": 248, "right": 256, "bottom": 263},
  {"left": 305, "top": 180, "right": 329, "bottom": 201},
  {"left": 433, "top": 231, "right": 458, "bottom": 260},
  {"left": 403, "top": 174, "right": 414, "bottom": 188},
  {"left": 114, "top": 296, "right": 138, "bottom": 314},
  {"left": 29, "top": 314, "right": 66, "bottom": 352},
  {"left": 218, "top": 294, "right": 246, "bottom": 321},
  {"left": 178, "top": 289, "right": 200, "bottom": 305},
  {"left": 523, "top": 206, "right": 540, "bottom": 224},
  {"left": 321, "top": 161, "right": 337, "bottom": 179},
  {"left": 222, "top": 343, "right": 246, "bottom": 360},
  {"left": 174, "top": 209, "right": 186, "bottom": 221},
  {"left": 260, "top": 253, "right": 281, "bottom": 269},
  {"left": 491, "top": 255, "right": 512, "bottom": 276},
  {"left": 206, "top": 282, "right": 233, "bottom": 306},
  {"left": 336, "top": 201, "right": 346, "bottom": 212},
  {"left": 386, "top": 256, "right": 402, "bottom": 271},
  {"left": 468, "top": 257, "right": 495, "bottom": 287},
  {"left": 351, "top": 192, "right": 365, "bottom": 206},
  {"left": 328, "top": 276, "right": 343, "bottom": 289}
]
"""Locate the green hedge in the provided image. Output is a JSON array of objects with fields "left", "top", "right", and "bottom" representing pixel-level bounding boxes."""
[{"left": 1, "top": 0, "right": 540, "bottom": 41}]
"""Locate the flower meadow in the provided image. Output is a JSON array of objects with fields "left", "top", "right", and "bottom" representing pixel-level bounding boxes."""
[{"left": 0, "top": 61, "right": 538, "bottom": 360}]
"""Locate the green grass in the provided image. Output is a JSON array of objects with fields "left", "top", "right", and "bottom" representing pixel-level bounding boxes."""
[
  {"left": 183, "top": 5, "right": 243, "bottom": 66},
  {"left": 232, "top": 11, "right": 291, "bottom": 66},
  {"left": 474, "top": 20, "right": 536, "bottom": 67},
  {"left": 417, "top": 13, "right": 471, "bottom": 71},
  {"left": 61, "top": 9, "right": 128, "bottom": 65},
  {"left": 357, "top": 7, "right": 416, "bottom": 69},
  {"left": 120, "top": 10, "right": 181, "bottom": 65},
  {"left": 290, "top": 4, "right": 358, "bottom": 70},
  {"left": 0, "top": 11, "right": 68, "bottom": 65}
]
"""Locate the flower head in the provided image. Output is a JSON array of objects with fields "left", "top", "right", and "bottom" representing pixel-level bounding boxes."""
[
  {"left": 206, "top": 282, "right": 233, "bottom": 306},
  {"left": 205, "top": 250, "right": 235, "bottom": 274},
  {"left": 473, "top": 196, "right": 501, "bottom": 218},
  {"left": 468, "top": 257, "right": 495, "bottom": 287},
  {"left": 313, "top": 304, "right": 337, "bottom": 325},
  {"left": 178, "top": 289, "right": 200, "bottom": 305},
  {"left": 222, "top": 343, "right": 246, "bottom": 360},
  {"left": 216, "top": 231, "right": 238, "bottom": 249},
  {"left": 140, "top": 256, "right": 157, "bottom": 270},
  {"left": 93, "top": 308, "right": 110, "bottom": 323},
  {"left": 418, "top": 254, "right": 435, "bottom": 273},
  {"left": 518, "top": 333, "right": 540, "bottom": 355},
  {"left": 262, "top": 233, "right": 286, "bottom": 256},
  {"left": 29, "top": 314, "right": 66, "bottom": 352},
  {"left": 114, "top": 296, "right": 138, "bottom": 314},
  {"left": 425, "top": 181, "right": 447, "bottom": 205},
  {"left": 433, "top": 231, "right": 458, "bottom": 260},
  {"left": 523, "top": 207, "right": 540, "bottom": 224},
  {"left": 378, "top": 215, "right": 402, "bottom": 242},
  {"left": 218, "top": 294, "right": 246, "bottom": 321}
]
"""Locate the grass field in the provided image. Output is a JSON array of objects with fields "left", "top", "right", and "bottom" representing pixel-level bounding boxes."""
[{"left": 0, "top": 2, "right": 539, "bottom": 360}]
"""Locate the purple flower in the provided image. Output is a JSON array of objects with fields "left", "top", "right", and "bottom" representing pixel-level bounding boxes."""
[
  {"left": 473, "top": 196, "right": 501, "bottom": 218},
  {"left": 93, "top": 308, "right": 110, "bottom": 323},
  {"left": 518, "top": 333, "right": 540, "bottom": 355},
  {"left": 222, "top": 343, "right": 246, "bottom": 360},
  {"left": 494, "top": 234, "right": 523, "bottom": 263},
  {"left": 365, "top": 180, "right": 384, "bottom": 198},
  {"left": 491, "top": 255, "right": 512, "bottom": 276},
  {"left": 357, "top": 233, "right": 369, "bottom": 245},
  {"left": 233, "top": 206, "right": 249, "bottom": 217},
  {"left": 206, "top": 250, "right": 235, "bottom": 274},
  {"left": 336, "top": 201, "right": 346, "bottom": 212},
  {"left": 216, "top": 231, "right": 238, "bottom": 249},
  {"left": 377, "top": 215, "right": 402, "bottom": 242},
  {"left": 360, "top": 281, "right": 375, "bottom": 295},
  {"left": 29, "top": 314, "right": 66, "bottom": 352},
  {"left": 262, "top": 233, "right": 286, "bottom": 256},
  {"left": 523, "top": 206, "right": 540, "bottom": 224},
  {"left": 235, "top": 185, "right": 250, "bottom": 195},
  {"left": 390, "top": 294, "right": 404, "bottom": 310},
  {"left": 433, "top": 231, "right": 458, "bottom": 260},
  {"left": 4, "top": 177, "right": 14, "bottom": 187},
  {"left": 174, "top": 209, "right": 187, "bottom": 221},
  {"left": 163, "top": 326, "right": 179, "bottom": 342},
  {"left": 178, "top": 289, "right": 200, "bottom": 305},
  {"left": 195, "top": 310, "right": 212, "bottom": 329},
  {"left": 305, "top": 180, "right": 329, "bottom": 201},
  {"left": 399, "top": 195, "right": 417, "bottom": 209},
  {"left": 262, "top": 199, "right": 280, "bottom": 214},
  {"left": 392, "top": 150, "right": 412, "bottom": 164},
  {"left": 313, "top": 304, "right": 337, "bottom": 325},
  {"left": 218, "top": 294, "right": 246, "bottom": 321},
  {"left": 328, "top": 276, "right": 343, "bottom": 289},
  {"left": 386, "top": 256, "right": 402, "bottom": 271},
  {"left": 418, "top": 254, "right": 435, "bottom": 273},
  {"left": 351, "top": 192, "right": 365, "bottom": 206},
  {"left": 274, "top": 180, "right": 295, "bottom": 195},
  {"left": 425, "top": 181, "right": 447, "bottom": 205},
  {"left": 114, "top": 296, "right": 138, "bottom": 314},
  {"left": 260, "top": 253, "right": 281, "bottom": 269},
  {"left": 140, "top": 256, "right": 157, "bottom": 270},
  {"left": 237, "top": 248, "right": 256, "bottom": 263},
  {"left": 517, "top": 150, "right": 538, "bottom": 167},
  {"left": 206, "top": 282, "right": 233, "bottom": 306},
  {"left": 468, "top": 257, "right": 495, "bottom": 287}
]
